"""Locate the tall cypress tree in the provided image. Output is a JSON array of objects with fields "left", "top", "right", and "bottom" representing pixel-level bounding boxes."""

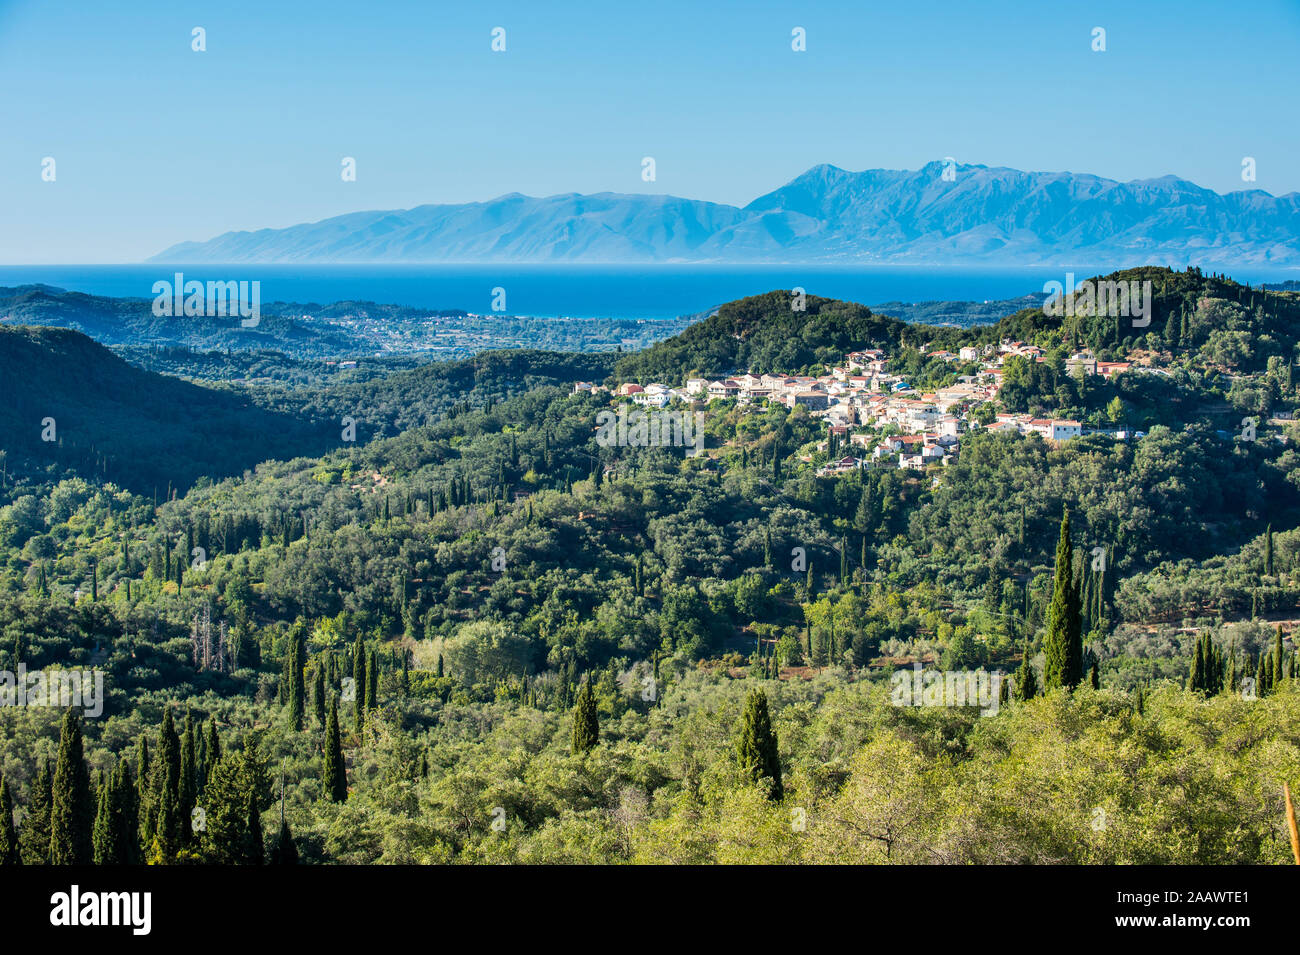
[
  {"left": 180, "top": 709, "right": 197, "bottom": 841},
  {"left": 366, "top": 650, "right": 379, "bottom": 712},
  {"left": 352, "top": 635, "right": 367, "bottom": 734},
  {"left": 148, "top": 709, "right": 182, "bottom": 862},
  {"left": 204, "top": 718, "right": 221, "bottom": 778},
  {"left": 0, "top": 773, "right": 17, "bottom": 865},
  {"left": 736, "top": 689, "right": 783, "bottom": 800},
  {"left": 1042, "top": 508, "right": 1083, "bottom": 691},
  {"left": 1273, "top": 626, "right": 1286, "bottom": 687},
  {"left": 114, "top": 760, "right": 139, "bottom": 865},
  {"left": 313, "top": 665, "right": 326, "bottom": 727},
  {"left": 571, "top": 676, "right": 599, "bottom": 754},
  {"left": 270, "top": 773, "right": 297, "bottom": 864},
  {"left": 20, "top": 758, "right": 52, "bottom": 864},
  {"left": 49, "top": 710, "right": 93, "bottom": 865},
  {"left": 134, "top": 737, "right": 153, "bottom": 849},
  {"left": 324, "top": 697, "right": 348, "bottom": 803},
  {"left": 1015, "top": 642, "right": 1038, "bottom": 701},
  {"left": 1188, "top": 635, "right": 1206, "bottom": 692},
  {"left": 289, "top": 624, "right": 306, "bottom": 732},
  {"left": 92, "top": 770, "right": 119, "bottom": 864},
  {"left": 245, "top": 790, "right": 264, "bottom": 865}
]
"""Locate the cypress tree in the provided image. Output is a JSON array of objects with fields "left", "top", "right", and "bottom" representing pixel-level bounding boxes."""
[
  {"left": 352, "top": 635, "right": 367, "bottom": 733},
  {"left": 271, "top": 815, "right": 297, "bottom": 864},
  {"left": 180, "top": 709, "right": 197, "bottom": 841},
  {"left": 245, "top": 790, "right": 263, "bottom": 865},
  {"left": 114, "top": 760, "right": 139, "bottom": 865},
  {"left": 571, "top": 676, "right": 599, "bottom": 754},
  {"left": 1015, "top": 642, "right": 1038, "bottom": 701},
  {"left": 313, "top": 664, "right": 326, "bottom": 727},
  {"left": 1090, "top": 661, "right": 1101, "bottom": 690},
  {"left": 270, "top": 771, "right": 297, "bottom": 864},
  {"left": 1042, "top": 508, "right": 1083, "bottom": 690},
  {"left": 735, "top": 689, "right": 784, "bottom": 800},
  {"left": 1273, "top": 626, "right": 1286, "bottom": 687},
  {"left": 18, "top": 758, "right": 51, "bottom": 864},
  {"left": 366, "top": 650, "right": 378, "bottom": 711},
  {"left": 1188, "top": 635, "right": 1205, "bottom": 692},
  {"left": 149, "top": 709, "right": 182, "bottom": 861},
  {"left": 0, "top": 774, "right": 17, "bottom": 865},
  {"left": 1265, "top": 524, "right": 1275, "bottom": 576},
  {"left": 49, "top": 710, "right": 93, "bottom": 865},
  {"left": 289, "top": 625, "right": 306, "bottom": 731},
  {"left": 324, "top": 697, "right": 347, "bottom": 803},
  {"left": 92, "top": 770, "right": 119, "bottom": 864},
  {"left": 204, "top": 718, "right": 221, "bottom": 777},
  {"left": 135, "top": 737, "right": 153, "bottom": 848}
]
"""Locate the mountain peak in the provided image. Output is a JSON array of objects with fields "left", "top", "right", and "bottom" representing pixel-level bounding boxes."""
[{"left": 149, "top": 163, "right": 1300, "bottom": 268}]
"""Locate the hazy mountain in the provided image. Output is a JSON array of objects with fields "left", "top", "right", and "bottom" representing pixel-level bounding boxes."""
[{"left": 151, "top": 161, "right": 1300, "bottom": 267}]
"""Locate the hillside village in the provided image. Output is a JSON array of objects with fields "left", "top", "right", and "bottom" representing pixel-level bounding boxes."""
[{"left": 578, "top": 340, "right": 1157, "bottom": 474}]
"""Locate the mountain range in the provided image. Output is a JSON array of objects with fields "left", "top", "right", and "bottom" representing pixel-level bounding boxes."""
[{"left": 150, "top": 161, "right": 1300, "bottom": 268}]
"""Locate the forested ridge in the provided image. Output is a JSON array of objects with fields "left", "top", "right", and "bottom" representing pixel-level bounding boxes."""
[{"left": 2, "top": 266, "right": 1299, "bottom": 865}]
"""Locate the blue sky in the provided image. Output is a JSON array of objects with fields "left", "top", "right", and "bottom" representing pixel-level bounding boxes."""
[{"left": 2, "top": 0, "right": 1298, "bottom": 263}]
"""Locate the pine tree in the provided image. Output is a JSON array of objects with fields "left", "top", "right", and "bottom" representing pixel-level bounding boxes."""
[
  {"left": 735, "top": 689, "right": 783, "bottom": 800},
  {"left": 571, "top": 676, "right": 599, "bottom": 754},
  {"left": 49, "top": 710, "right": 93, "bottom": 865},
  {"left": 0, "top": 774, "right": 17, "bottom": 865},
  {"left": 1042, "top": 508, "right": 1083, "bottom": 691},
  {"left": 324, "top": 697, "right": 347, "bottom": 803}
]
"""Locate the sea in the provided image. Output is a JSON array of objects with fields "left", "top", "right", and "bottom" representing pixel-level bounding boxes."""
[
  {"left": 0, "top": 264, "right": 1293, "bottom": 320},
  {"left": 0, "top": 263, "right": 1282, "bottom": 321}
]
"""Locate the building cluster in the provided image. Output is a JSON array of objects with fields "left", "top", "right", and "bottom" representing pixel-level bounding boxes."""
[{"left": 586, "top": 340, "right": 1144, "bottom": 476}]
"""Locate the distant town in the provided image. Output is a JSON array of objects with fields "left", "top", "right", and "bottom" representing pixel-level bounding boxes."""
[{"left": 580, "top": 340, "right": 1169, "bottom": 474}]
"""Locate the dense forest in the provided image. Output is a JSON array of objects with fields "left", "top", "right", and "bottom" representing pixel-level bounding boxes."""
[{"left": 2, "top": 266, "right": 1299, "bottom": 865}]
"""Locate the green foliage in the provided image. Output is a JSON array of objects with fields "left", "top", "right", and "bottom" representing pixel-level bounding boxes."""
[{"left": 736, "top": 689, "right": 783, "bottom": 800}]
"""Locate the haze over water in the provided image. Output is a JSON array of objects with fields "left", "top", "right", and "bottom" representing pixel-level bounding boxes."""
[{"left": 3, "top": 264, "right": 1293, "bottom": 321}]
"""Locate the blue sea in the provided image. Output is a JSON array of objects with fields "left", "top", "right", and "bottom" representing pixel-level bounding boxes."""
[{"left": 0, "top": 264, "right": 1292, "bottom": 320}]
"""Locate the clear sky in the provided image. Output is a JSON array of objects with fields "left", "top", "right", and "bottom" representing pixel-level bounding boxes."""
[{"left": 2, "top": 0, "right": 1298, "bottom": 263}]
